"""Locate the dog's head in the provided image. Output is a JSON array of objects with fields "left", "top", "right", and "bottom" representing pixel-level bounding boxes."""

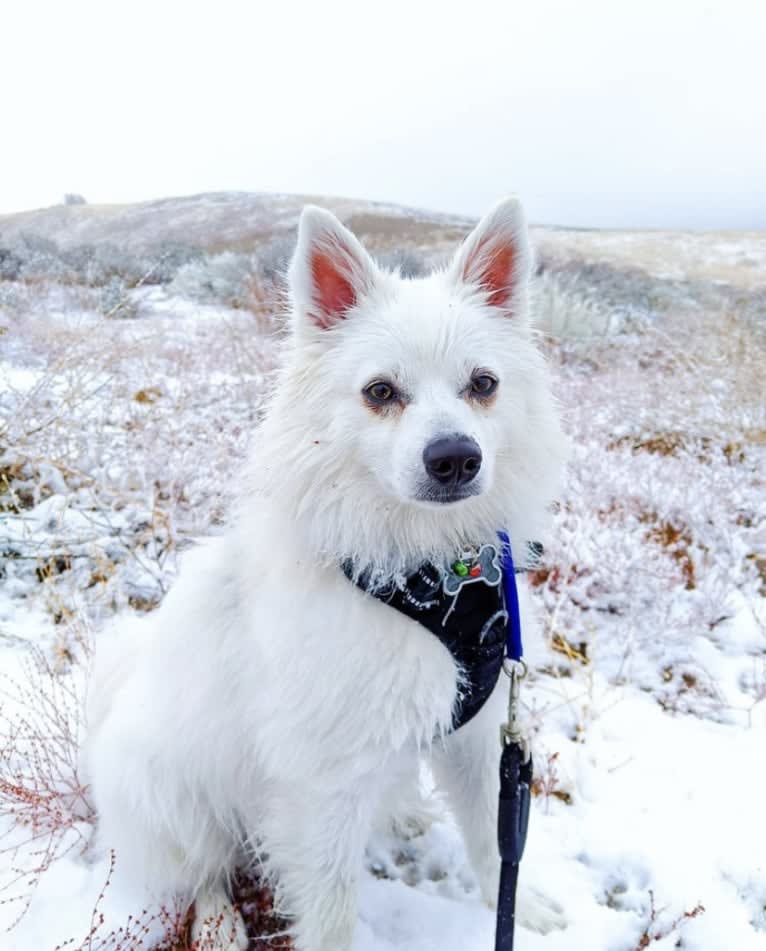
[{"left": 260, "top": 200, "right": 565, "bottom": 570}]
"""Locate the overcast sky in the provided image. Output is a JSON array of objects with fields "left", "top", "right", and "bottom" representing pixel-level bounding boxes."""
[{"left": 2, "top": 0, "right": 764, "bottom": 228}]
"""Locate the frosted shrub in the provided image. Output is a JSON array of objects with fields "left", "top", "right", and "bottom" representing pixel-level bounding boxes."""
[
  {"left": 147, "top": 242, "right": 204, "bottom": 285},
  {"left": 535, "top": 258, "right": 698, "bottom": 339},
  {"left": 376, "top": 248, "right": 426, "bottom": 278},
  {"left": 72, "top": 243, "right": 166, "bottom": 288},
  {"left": 99, "top": 277, "right": 138, "bottom": 319},
  {"left": 0, "top": 236, "right": 201, "bottom": 289},
  {"left": 0, "top": 281, "right": 28, "bottom": 315},
  {"left": 255, "top": 237, "right": 294, "bottom": 283},
  {"left": 169, "top": 251, "right": 255, "bottom": 308},
  {"left": 14, "top": 234, "right": 77, "bottom": 284},
  {"left": 84, "top": 242, "right": 202, "bottom": 287},
  {"left": 533, "top": 269, "right": 615, "bottom": 338},
  {"left": 0, "top": 248, "right": 22, "bottom": 281}
]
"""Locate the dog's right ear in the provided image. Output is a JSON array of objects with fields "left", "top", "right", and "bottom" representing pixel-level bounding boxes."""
[{"left": 289, "top": 206, "right": 378, "bottom": 332}]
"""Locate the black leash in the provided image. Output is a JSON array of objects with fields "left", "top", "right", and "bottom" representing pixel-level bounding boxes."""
[{"left": 495, "top": 661, "right": 532, "bottom": 950}]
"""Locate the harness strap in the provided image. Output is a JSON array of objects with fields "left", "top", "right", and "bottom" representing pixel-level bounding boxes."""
[{"left": 497, "top": 530, "right": 522, "bottom": 662}]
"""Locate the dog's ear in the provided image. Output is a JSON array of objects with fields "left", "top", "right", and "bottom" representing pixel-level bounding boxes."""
[
  {"left": 449, "top": 198, "right": 530, "bottom": 318},
  {"left": 289, "top": 206, "right": 378, "bottom": 331}
]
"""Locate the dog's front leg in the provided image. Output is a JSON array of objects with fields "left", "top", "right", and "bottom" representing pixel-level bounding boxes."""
[
  {"left": 259, "top": 780, "right": 375, "bottom": 951},
  {"left": 431, "top": 680, "right": 567, "bottom": 935},
  {"left": 431, "top": 680, "right": 506, "bottom": 907}
]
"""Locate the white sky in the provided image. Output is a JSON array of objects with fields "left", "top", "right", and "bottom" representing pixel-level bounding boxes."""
[{"left": 2, "top": 0, "right": 764, "bottom": 227}]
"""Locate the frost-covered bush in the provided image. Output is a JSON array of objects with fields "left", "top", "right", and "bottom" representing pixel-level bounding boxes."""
[
  {"left": 63, "top": 193, "right": 87, "bottom": 206},
  {"left": 147, "top": 242, "right": 204, "bottom": 284},
  {"left": 255, "top": 237, "right": 294, "bottom": 283},
  {"left": 0, "top": 234, "right": 201, "bottom": 289},
  {"left": 12, "top": 234, "right": 78, "bottom": 283},
  {"left": 377, "top": 248, "right": 426, "bottom": 278},
  {"left": 84, "top": 243, "right": 152, "bottom": 287},
  {"left": 1, "top": 236, "right": 106, "bottom": 286},
  {"left": 0, "top": 280, "right": 28, "bottom": 314},
  {"left": 536, "top": 258, "right": 695, "bottom": 338},
  {"left": 729, "top": 285, "right": 766, "bottom": 345},
  {"left": 533, "top": 269, "right": 616, "bottom": 338},
  {"left": 99, "top": 277, "right": 138, "bottom": 318},
  {"left": 62, "top": 241, "right": 196, "bottom": 288},
  {"left": 169, "top": 245, "right": 289, "bottom": 321},
  {"left": 55, "top": 243, "right": 113, "bottom": 286},
  {"left": 169, "top": 251, "right": 255, "bottom": 308},
  {"left": 0, "top": 247, "right": 22, "bottom": 281}
]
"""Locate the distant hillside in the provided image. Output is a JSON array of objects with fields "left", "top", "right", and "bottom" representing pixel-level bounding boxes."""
[
  {"left": 1, "top": 191, "right": 764, "bottom": 288},
  {"left": 0, "top": 192, "right": 472, "bottom": 255}
]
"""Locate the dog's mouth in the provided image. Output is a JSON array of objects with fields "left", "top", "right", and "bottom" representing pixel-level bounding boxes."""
[{"left": 413, "top": 483, "right": 481, "bottom": 506}]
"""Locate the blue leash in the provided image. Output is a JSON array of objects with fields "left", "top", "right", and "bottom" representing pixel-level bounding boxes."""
[
  {"left": 495, "top": 531, "right": 532, "bottom": 951},
  {"left": 497, "top": 530, "right": 523, "bottom": 662}
]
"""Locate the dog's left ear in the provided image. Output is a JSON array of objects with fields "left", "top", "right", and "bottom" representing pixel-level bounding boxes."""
[
  {"left": 289, "top": 206, "right": 379, "bottom": 331},
  {"left": 449, "top": 197, "right": 531, "bottom": 318}
]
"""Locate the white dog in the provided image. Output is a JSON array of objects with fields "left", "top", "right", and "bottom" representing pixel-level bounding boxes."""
[{"left": 85, "top": 199, "right": 566, "bottom": 950}]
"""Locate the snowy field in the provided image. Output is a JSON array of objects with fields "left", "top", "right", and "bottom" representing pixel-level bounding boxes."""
[{"left": 0, "top": 196, "right": 764, "bottom": 949}]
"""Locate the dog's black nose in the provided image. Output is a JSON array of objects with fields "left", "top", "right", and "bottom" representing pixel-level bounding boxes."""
[{"left": 423, "top": 436, "right": 482, "bottom": 486}]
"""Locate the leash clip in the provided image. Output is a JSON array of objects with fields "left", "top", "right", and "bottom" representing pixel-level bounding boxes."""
[{"left": 500, "top": 658, "right": 530, "bottom": 762}]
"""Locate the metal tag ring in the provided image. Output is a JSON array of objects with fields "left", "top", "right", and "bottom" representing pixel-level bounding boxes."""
[{"left": 502, "top": 657, "right": 528, "bottom": 679}]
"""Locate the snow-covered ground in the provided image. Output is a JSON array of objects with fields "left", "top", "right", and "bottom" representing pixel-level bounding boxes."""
[{"left": 0, "top": 198, "right": 764, "bottom": 949}]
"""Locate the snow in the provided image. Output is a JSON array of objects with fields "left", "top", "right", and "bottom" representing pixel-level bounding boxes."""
[
  {"left": 3, "top": 665, "right": 764, "bottom": 949},
  {"left": 0, "top": 203, "right": 764, "bottom": 949}
]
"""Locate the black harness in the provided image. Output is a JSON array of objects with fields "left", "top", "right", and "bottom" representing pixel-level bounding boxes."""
[
  {"left": 344, "top": 538, "right": 535, "bottom": 950},
  {"left": 343, "top": 543, "right": 508, "bottom": 730}
]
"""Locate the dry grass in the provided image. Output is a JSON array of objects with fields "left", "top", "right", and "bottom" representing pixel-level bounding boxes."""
[
  {"left": 535, "top": 228, "right": 766, "bottom": 290},
  {"left": 52, "top": 860, "right": 295, "bottom": 950},
  {"left": 0, "top": 646, "right": 93, "bottom": 926},
  {"left": 633, "top": 890, "right": 705, "bottom": 949}
]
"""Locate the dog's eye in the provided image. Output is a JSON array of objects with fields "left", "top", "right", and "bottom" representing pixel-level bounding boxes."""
[
  {"left": 364, "top": 381, "right": 397, "bottom": 404},
  {"left": 470, "top": 374, "right": 498, "bottom": 398}
]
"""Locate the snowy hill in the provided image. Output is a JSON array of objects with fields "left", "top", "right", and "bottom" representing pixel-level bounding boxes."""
[{"left": 0, "top": 191, "right": 472, "bottom": 253}]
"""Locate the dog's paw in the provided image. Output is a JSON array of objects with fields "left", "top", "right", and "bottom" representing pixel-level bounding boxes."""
[
  {"left": 389, "top": 793, "right": 444, "bottom": 839},
  {"left": 515, "top": 882, "right": 567, "bottom": 934},
  {"left": 192, "top": 888, "right": 249, "bottom": 951}
]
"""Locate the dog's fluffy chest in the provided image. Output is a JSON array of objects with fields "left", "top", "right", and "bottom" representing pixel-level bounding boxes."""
[{"left": 231, "top": 533, "right": 461, "bottom": 763}]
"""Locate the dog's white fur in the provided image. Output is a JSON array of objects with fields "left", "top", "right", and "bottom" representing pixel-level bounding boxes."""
[{"left": 85, "top": 200, "right": 566, "bottom": 950}]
